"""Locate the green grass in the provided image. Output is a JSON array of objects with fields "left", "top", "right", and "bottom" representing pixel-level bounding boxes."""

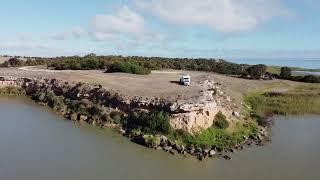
[
  {"left": 169, "top": 120, "right": 258, "bottom": 149},
  {"left": 245, "top": 88, "right": 320, "bottom": 118}
]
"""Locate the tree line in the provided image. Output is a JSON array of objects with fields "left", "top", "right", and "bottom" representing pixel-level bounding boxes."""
[{"left": 1, "top": 55, "right": 319, "bottom": 83}]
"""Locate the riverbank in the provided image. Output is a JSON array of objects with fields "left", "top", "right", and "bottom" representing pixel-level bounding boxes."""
[
  {"left": 0, "top": 75, "right": 269, "bottom": 160},
  {"left": 0, "top": 67, "right": 317, "bottom": 160},
  {"left": 1, "top": 98, "right": 319, "bottom": 179}
]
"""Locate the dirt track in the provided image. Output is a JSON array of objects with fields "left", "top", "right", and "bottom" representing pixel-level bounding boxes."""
[{"left": 0, "top": 66, "right": 302, "bottom": 102}]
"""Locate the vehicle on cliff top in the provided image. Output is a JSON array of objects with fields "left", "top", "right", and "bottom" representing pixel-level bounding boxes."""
[{"left": 180, "top": 74, "right": 191, "bottom": 86}]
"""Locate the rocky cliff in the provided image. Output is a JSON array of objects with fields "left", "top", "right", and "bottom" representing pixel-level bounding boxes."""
[{"left": 0, "top": 76, "right": 239, "bottom": 133}]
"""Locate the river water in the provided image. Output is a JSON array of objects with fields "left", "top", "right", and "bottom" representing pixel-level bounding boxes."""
[{"left": 1, "top": 97, "right": 320, "bottom": 180}]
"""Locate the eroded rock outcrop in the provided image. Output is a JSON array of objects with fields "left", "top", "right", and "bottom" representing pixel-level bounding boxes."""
[
  {"left": 169, "top": 80, "right": 237, "bottom": 133},
  {"left": 0, "top": 76, "right": 237, "bottom": 134}
]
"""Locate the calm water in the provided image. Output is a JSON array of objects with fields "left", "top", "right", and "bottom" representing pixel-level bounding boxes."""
[{"left": 1, "top": 97, "right": 320, "bottom": 180}]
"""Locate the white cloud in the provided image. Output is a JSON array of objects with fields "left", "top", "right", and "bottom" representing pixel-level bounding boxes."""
[
  {"left": 90, "top": 32, "right": 116, "bottom": 41},
  {"left": 91, "top": 6, "right": 146, "bottom": 41},
  {"left": 89, "top": 5, "right": 168, "bottom": 46},
  {"left": 0, "top": 40, "right": 65, "bottom": 57},
  {"left": 0, "top": 41, "right": 52, "bottom": 50},
  {"left": 52, "top": 27, "right": 87, "bottom": 40},
  {"left": 134, "top": 0, "right": 290, "bottom": 33}
]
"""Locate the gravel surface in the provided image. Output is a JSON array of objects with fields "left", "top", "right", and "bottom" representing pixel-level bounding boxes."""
[{"left": 0, "top": 66, "right": 302, "bottom": 102}]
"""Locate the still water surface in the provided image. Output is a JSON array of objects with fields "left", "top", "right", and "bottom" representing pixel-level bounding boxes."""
[{"left": 0, "top": 97, "right": 320, "bottom": 180}]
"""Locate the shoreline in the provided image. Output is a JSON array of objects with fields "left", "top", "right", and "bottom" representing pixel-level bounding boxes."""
[{"left": 0, "top": 76, "right": 268, "bottom": 160}]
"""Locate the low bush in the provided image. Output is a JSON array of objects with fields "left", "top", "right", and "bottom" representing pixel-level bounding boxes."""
[
  {"left": 106, "top": 61, "right": 151, "bottom": 75},
  {"left": 246, "top": 64, "right": 267, "bottom": 79},
  {"left": 125, "top": 110, "right": 172, "bottom": 135},
  {"left": 212, "top": 111, "right": 229, "bottom": 129},
  {"left": 110, "top": 111, "right": 124, "bottom": 124},
  {"left": 0, "top": 87, "right": 25, "bottom": 96}
]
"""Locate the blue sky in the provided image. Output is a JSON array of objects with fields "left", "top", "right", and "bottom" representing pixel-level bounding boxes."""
[{"left": 0, "top": 0, "right": 320, "bottom": 59}]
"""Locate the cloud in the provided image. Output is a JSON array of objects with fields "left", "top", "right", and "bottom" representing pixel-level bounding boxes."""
[
  {"left": 91, "top": 6, "right": 146, "bottom": 41},
  {"left": 0, "top": 41, "right": 53, "bottom": 50},
  {"left": 52, "top": 27, "right": 87, "bottom": 40},
  {"left": 134, "top": 0, "right": 291, "bottom": 33},
  {"left": 0, "top": 40, "right": 65, "bottom": 57}
]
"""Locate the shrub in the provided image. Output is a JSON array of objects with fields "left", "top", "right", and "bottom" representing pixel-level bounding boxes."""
[
  {"left": 301, "top": 75, "right": 320, "bottom": 83},
  {"left": 143, "top": 135, "right": 161, "bottom": 148},
  {"left": 110, "top": 111, "right": 124, "bottom": 124},
  {"left": 126, "top": 110, "right": 172, "bottom": 135},
  {"left": 47, "top": 55, "right": 250, "bottom": 76},
  {"left": 213, "top": 111, "right": 229, "bottom": 129},
  {"left": 107, "top": 61, "right": 151, "bottom": 75},
  {"left": 280, "top": 66, "right": 292, "bottom": 79},
  {"left": 246, "top": 64, "right": 267, "bottom": 79},
  {"left": 0, "top": 87, "right": 25, "bottom": 95},
  {"left": 1, "top": 58, "right": 25, "bottom": 67}
]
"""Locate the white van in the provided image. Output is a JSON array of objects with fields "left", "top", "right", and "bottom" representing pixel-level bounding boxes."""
[{"left": 180, "top": 75, "right": 191, "bottom": 86}]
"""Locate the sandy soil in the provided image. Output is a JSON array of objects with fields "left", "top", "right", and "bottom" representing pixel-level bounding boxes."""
[{"left": 0, "top": 66, "right": 303, "bottom": 102}]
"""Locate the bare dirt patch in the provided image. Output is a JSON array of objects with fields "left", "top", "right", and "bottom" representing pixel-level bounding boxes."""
[{"left": 0, "top": 66, "right": 304, "bottom": 102}]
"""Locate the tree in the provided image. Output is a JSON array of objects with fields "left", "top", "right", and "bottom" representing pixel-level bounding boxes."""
[
  {"left": 4, "top": 58, "right": 25, "bottom": 67},
  {"left": 246, "top": 64, "right": 267, "bottom": 79},
  {"left": 280, "top": 67, "right": 292, "bottom": 79}
]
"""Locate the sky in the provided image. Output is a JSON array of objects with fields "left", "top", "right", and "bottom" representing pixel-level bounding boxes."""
[{"left": 0, "top": 0, "right": 320, "bottom": 59}]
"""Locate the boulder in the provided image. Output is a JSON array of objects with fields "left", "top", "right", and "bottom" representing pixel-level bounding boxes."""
[
  {"left": 209, "top": 150, "right": 216, "bottom": 157},
  {"left": 79, "top": 115, "right": 88, "bottom": 122},
  {"left": 163, "top": 146, "right": 173, "bottom": 151},
  {"left": 70, "top": 113, "right": 78, "bottom": 121},
  {"left": 223, "top": 155, "right": 232, "bottom": 160},
  {"left": 232, "top": 111, "right": 241, "bottom": 118}
]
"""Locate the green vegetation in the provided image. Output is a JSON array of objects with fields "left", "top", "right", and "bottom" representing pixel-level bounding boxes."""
[
  {"left": 280, "top": 66, "right": 292, "bottom": 79},
  {"left": 212, "top": 111, "right": 229, "bottom": 129},
  {"left": 0, "top": 58, "right": 46, "bottom": 67},
  {"left": 277, "top": 66, "right": 320, "bottom": 83},
  {"left": 245, "top": 87, "right": 320, "bottom": 118},
  {"left": 289, "top": 75, "right": 320, "bottom": 83},
  {"left": 0, "top": 87, "right": 25, "bottom": 96},
  {"left": 45, "top": 55, "right": 250, "bottom": 75},
  {"left": 142, "top": 135, "right": 161, "bottom": 148},
  {"left": 245, "top": 64, "right": 267, "bottom": 79},
  {"left": 170, "top": 120, "right": 258, "bottom": 148},
  {"left": 267, "top": 66, "right": 320, "bottom": 75},
  {"left": 106, "top": 61, "right": 151, "bottom": 75},
  {"left": 110, "top": 111, "right": 124, "bottom": 124},
  {"left": 125, "top": 110, "right": 172, "bottom": 135},
  {"left": 49, "top": 58, "right": 106, "bottom": 70}
]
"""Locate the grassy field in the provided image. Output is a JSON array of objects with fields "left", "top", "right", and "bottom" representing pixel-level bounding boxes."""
[{"left": 245, "top": 84, "right": 320, "bottom": 118}]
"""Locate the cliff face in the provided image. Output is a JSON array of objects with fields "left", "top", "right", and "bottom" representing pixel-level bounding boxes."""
[
  {"left": 0, "top": 76, "right": 238, "bottom": 133},
  {"left": 169, "top": 80, "right": 237, "bottom": 132}
]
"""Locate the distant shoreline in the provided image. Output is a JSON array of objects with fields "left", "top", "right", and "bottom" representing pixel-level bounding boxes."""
[{"left": 293, "top": 71, "right": 320, "bottom": 77}]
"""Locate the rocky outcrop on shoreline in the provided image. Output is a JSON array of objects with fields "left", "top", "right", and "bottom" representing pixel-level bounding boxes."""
[
  {"left": 0, "top": 76, "right": 238, "bottom": 133},
  {"left": 0, "top": 75, "right": 267, "bottom": 160},
  {"left": 129, "top": 125, "right": 268, "bottom": 160},
  {"left": 170, "top": 80, "right": 239, "bottom": 133}
]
